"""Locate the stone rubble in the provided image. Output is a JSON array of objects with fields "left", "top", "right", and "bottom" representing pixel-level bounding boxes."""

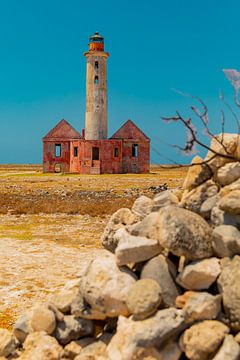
[{"left": 2, "top": 132, "right": 240, "bottom": 359}]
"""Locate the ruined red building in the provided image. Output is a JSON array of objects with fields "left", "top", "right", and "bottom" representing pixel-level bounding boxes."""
[{"left": 43, "top": 33, "right": 150, "bottom": 174}]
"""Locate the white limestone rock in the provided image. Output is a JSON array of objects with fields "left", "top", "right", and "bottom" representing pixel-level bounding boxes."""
[
  {"left": 176, "top": 291, "right": 221, "bottom": 323},
  {"left": 217, "top": 161, "right": 240, "bottom": 186},
  {"left": 183, "top": 156, "right": 212, "bottom": 191},
  {"left": 18, "top": 331, "right": 62, "bottom": 360},
  {"left": 182, "top": 320, "right": 230, "bottom": 360},
  {"left": 156, "top": 206, "right": 213, "bottom": 260},
  {"left": 152, "top": 190, "right": 179, "bottom": 211},
  {"left": 114, "top": 228, "right": 162, "bottom": 266},
  {"left": 0, "top": 329, "right": 18, "bottom": 358},
  {"left": 107, "top": 308, "right": 185, "bottom": 360},
  {"left": 131, "top": 195, "right": 153, "bottom": 219},
  {"left": 212, "top": 335, "right": 240, "bottom": 360},
  {"left": 141, "top": 255, "right": 180, "bottom": 307},
  {"left": 176, "top": 258, "right": 221, "bottom": 290},
  {"left": 212, "top": 225, "right": 240, "bottom": 257},
  {"left": 80, "top": 252, "right": 136, "bottom": 319},
  {"left": 126, "top": 279, "right": 162, "bottom": 320},
  {"left": 101, "top": 208, "right": 137, "bottom": 252}
]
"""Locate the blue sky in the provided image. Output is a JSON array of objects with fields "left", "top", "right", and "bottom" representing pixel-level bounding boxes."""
[{"left": 0, "top": 0, "right": 240, "bottom": 164}]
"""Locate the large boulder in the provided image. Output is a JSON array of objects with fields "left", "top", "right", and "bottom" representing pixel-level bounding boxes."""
[
  {"left": 176, "top": 258, "right": 221, "bottom": 290},
  {"left": 126, "top": 279, "right": 162, "bottom": 320},
  {"left": 182, "top": 320, "right": 229, "bottom": 360},
  {"left": 217, "top": 256, "right": 240, "bottom": 331},
  {"left": 107, "top": 308, "right": 185, "bottom": 360},
  {"left": 141, "top": 255, "right": 180, "bottom": 307},
  {"left": 156, "top": 206, "right": 213, "bottom": 260},
  {"left": 114, "top": 228, "right": 162, "bottom": 266},
  {"left": 80, "top": 253, "right": 136, "bottom": 319}
]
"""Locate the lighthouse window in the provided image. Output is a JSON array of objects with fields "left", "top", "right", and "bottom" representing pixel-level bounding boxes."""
[
  {"left": 132, "top": 144, "right": 138, "bottom": 157},
  {"left": 94, "top": 76, "right": 99, "bottom": 84},
  {"left": 55, "top": 144, "right": 61, "bottom": 157},
  {"left": 92, "top": 147, "right": 99, "bottom": 160},
  {"left": 95, "top": 61, "right": 99, "bottom": 69}
]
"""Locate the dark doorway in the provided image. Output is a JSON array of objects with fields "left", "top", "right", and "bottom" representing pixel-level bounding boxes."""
[{"left": 92, "top": 147, "right": 100, "bottom": 160}]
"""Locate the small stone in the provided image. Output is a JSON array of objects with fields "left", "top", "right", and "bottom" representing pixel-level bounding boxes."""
[
  {"left": 141, "top": 255, "right": 179, "bottom": 307},
  {"left": 235, "top": 332, "right": 240, "bottom": 344},
  {"left": 157, "top": 340, "right": 182, "bottom": 360},
  {"left": 30, "top": 305, "right": 56, "bottom": 335},
  {"left": 181, "top": 180, "right": 218, "bottom": 214},
  {"left": 156, "top": 206, "right": 213, "bottom": 260},
  {"left": 217, "top": 256, "right": 240, "bottom": 331},
  {"left": 0, "top": 329, "right": 18, "bottom": 357},
  {"left": 182, "top": 320, "right": 230, "bottom": 360},
  {"left": 101, "top": 208, "right": 137, "bottom": 252},
  {"left": 200, "top": 195, "right": 219, "bottom": 219},
  {"left": 176, "top": 291, "right": 221, "bottom": 323},
  {"left": 211, "top": 203, "right": 240, "bottom": 227},
  {"left": 107, "top": 308, "right": 185, "bottom": 360},
  {"left": 131, "top": 195, "right": 153, "bottom": 219},
  {"left": 219, "top": 190, "right": 240, "bottom": 215},
  {"left": 75, "top": 341, "right": 108, "bottom": 360},
  {"left": 212, "top": 225, "right": 240, "bottom": 257},
  {"left": 177, "top": 258, "right": 221, "bottom": 290},
  {"left": 183, "top": 156, "right": 212, "bottom": 191},
  {"left": 152, "top": 190, "right": 179, "bottom": 211},
  {"left": 61, "top": 338, "right": 95, "bottom": 360},
  {"left": 18, "top": 331, "right": 62, "bottom": 360},
  {"left": 80, "top": 252, "right": 136, "bottom": 319},
  {"left": 129, "top": 212, "right": 160, "bottom": 240},
  {"left": 114, "top": 228, "right": 162, "bottom": 266},
  {"left": 126, "top": 279, "right": 162, "bottom": 320},
  {"left": 52, "top": 279, "right": 80, "bottom": 313},
  {"left": 54, "top": 315, "right": 94, "bottom": 345},
  {"left": 212, "top": 335, "right": 240, "bottom": 360},
  {"left": 217, "top": 162, "right": 240, "bottom": 186}
]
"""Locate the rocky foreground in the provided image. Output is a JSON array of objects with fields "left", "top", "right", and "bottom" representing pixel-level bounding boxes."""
[{"left": 1, "top": 133, "right": 240, "bottom": 359}]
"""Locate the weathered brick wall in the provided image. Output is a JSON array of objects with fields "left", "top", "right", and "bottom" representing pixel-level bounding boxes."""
[
  {"left": 122, "top": 140, "right": 150, "bottom": 173},
  {"left": 43, "top": 140, "right": 70, "bottom": 173}
]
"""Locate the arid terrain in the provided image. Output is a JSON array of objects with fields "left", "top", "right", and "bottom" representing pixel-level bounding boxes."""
[{"left": 0, "top": 164, "right": 187, "bottom": 329}]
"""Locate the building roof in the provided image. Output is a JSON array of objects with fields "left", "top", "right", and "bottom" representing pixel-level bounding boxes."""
[
  {"left": 110, "top": 119, "right": 150, "bottom": 141},
  {"left": 43, "top": 119, "right": 82, "bottom": 140}
]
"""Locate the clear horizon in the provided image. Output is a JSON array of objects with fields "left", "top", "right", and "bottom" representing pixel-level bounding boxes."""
[{"left": 1, "top": 0, "right": 240, "bottom": 164}]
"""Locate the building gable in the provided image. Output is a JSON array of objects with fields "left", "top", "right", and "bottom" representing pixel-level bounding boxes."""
[
  {"left": 110, "top": 119, "right": 150, "bottom": 141},
  {"left": 43, "top": 119, "right": 82, "bottom": 140}
]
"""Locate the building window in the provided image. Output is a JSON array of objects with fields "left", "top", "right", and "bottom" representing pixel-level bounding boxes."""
[
  {"left": 55, "top": 144, "right": 61, "bottom": 157},
  {"left": 95, "top": 61, "right": 99, "bottom": 69},
  {"left": 132, "top": 144, "right": 138, "bottom": 157},
  {"left": 114, "top": 147, "right": 119, "bottom": 157},
  {"left": 74, "top": 147, "right": 78, "bottom": 157},
  {"left": 94, "top": 75, "right": 99, "bottom": 84},
  {"left": 92, "top": 147, "right": 99, "bottom": 160}
]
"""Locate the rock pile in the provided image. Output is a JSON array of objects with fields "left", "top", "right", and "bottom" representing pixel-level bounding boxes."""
[{"left": 2, "top": 133, "right": 240, "bottom": 359}]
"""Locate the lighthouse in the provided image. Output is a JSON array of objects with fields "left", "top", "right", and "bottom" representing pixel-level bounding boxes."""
[{"left": 84, "top": 32, "right": 109, "bottom": 140}]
